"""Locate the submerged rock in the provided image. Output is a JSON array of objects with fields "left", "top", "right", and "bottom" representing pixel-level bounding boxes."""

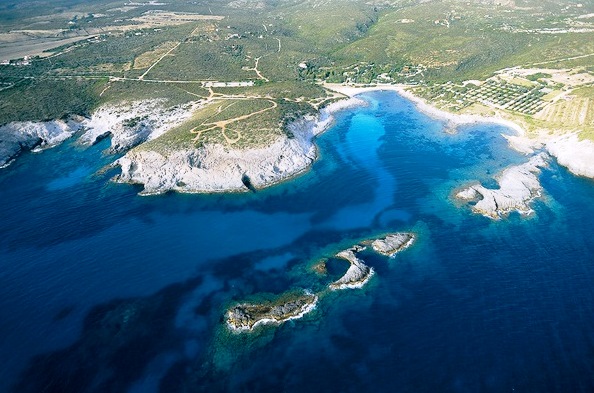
[
  {"left": 329, "top": 246, "right": 374, "bottom": 290},
  {"left": 311, "top": 259, "right": 328, "bottom": 275},
  {"left": 455, "top": 153, "right": 549, "bottom": 219},
  {"left": 370, "top": 233, "right": 415, "bottom": 257},
  {"left": 226, "top": 291, "right": 318, "bottom": 332}
]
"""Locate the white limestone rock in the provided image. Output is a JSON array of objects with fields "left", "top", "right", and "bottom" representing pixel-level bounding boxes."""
[
  {"left": 114, "top": 113, "right": 326, "bottom": 195},
  {"left": 546, "top": 134, "right": 594, "bottom": 179},
  {"left": 455, "top": 153, "right": 549, "bottom": 219},
  {"left": 329, "top": 247, "right": 374, "bottom": 290},
  {"left": 79, "top": 100, "right": 200, "bottom": 153},
  {"left": 0, "top": 119, "right": 80, "bottom": 168},
  {"left": 371, "top": 233, "right": 415, "bottom": 257}
]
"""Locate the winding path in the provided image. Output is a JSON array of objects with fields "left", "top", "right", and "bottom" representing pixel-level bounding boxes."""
[{"left": 191, "top": 99, "right": 278, "bottom": 145}]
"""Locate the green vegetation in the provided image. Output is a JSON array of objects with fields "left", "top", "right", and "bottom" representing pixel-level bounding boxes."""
[
  {"left": 526, "top": 73, "right": 553, "bottom": 82},
  {"left": 0, "top": 77, "right": 102, "bottom": 124},
  {"left": 0, "top": 0, "right": 593, "bottom": 145},
  {"left": 140, "top": 95, "right": 316, "bottom": 151}
]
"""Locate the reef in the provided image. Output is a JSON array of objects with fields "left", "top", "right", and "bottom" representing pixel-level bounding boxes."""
[{"left": 226, "top": 291, "right": 318, "bottom": 332}]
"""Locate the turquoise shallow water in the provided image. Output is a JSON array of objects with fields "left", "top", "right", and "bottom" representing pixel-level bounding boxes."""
[{"left": 1, "top": 91, "right": 594, "bottom": 392}]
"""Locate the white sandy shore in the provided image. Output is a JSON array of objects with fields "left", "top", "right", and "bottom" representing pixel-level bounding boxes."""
[{"left": 324, "top": 83, "right": 594, "bottom": 181}]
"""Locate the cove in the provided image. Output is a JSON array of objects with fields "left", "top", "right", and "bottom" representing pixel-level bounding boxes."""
[{"left": 1, "top": 91, "right": 593, "bottom": 393}]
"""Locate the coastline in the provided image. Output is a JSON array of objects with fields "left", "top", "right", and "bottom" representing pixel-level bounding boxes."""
[
  {"left": 226, "top": 293, "right": 319, "bottom": 333},
  {"left": 324, "top": 82, "right": 594, "bottom": 181},
  {"left": 114, "top": 96, "right": 367, "bottom": 195}
]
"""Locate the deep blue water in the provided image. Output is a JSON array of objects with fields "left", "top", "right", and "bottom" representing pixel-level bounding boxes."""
[{"left": 1, "top": 91, "right": 594, "bottom": 392}]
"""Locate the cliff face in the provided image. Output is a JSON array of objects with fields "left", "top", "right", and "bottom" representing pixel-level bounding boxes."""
[
  {"left": 114, "top": 114, "right": 329, "bottom": 195},
  {"left": 0, "top": 119, "right": 79, "bottom": 168},
  {"left": 0, "top": 100, "right": 199, "bottom": 169},
  {"left": 78, "top": 100, "right": 199, "bottom": 153}
]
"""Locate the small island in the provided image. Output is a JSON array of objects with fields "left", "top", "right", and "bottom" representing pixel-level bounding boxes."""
[
  {"left": 226, "top": 291, "right": 318, "bottom": 332},
  {"left": 329, "top": 245, "right": 374, "bottom": 290},
  {"left": 370, "top": 233, "right": 416, "bottom": 257}
]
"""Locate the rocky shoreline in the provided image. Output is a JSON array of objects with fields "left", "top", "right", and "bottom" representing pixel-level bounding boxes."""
[
  {"left": 325, "top": 83, "right": 594, "bottom": 182},
  {"left": 78, "top": 100, "right": 200, "bottom": 153},
  {"left": 369, "top": 233, "right": 416, "bottom": 257},
  {"left": 455, "top": 153, "right": 549, "bottom": 219},
  {"left": 0, "top": 119, "right": 81, "bottom": 168},
  {"left": 226, "top": 291, "right": 318, "bottom": 332},
  {"left": 329, "top": 245, "right": 375, "bottom": 290},
  {"left": 114, "top": 98, "right": 365, "bottom": 195},
  {"left": 0, "top": 100, "right": 199, "bottom": 169},
  {"left": 226, "top": 232, "right": 416, "bottom": 334}
]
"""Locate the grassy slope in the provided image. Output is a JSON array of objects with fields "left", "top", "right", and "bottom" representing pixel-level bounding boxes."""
[
  {"left": 336, "top": 0, "right": 594, "bottom": 82},
  {"left": 1, "top": 0, "right": 592, "bottom": 143}
]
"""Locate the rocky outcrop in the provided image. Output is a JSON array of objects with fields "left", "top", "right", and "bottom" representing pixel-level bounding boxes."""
[
  {"left": 370, "top": 233, "right": 415, "bottom": 257},
  {"left": 0, "top": 119, "right": 80, "bottom": 168},
  {"left": 329, "top": 246, "right": 374, "bottom": 290},
  {"left": 113, "top": 97, "right": 366, "bottom": 195},
  {"left": 226, "top": 291, "right": 318, "bottom": 332},
  {"left": 79, "top": 100, "right": 200, "bottom": 153},
  {"left": 115, "top": 116, "right": 323, "bottom": 195},
  {"left": 455, "top": 153, "right": 549, "bottom": 219},
  {"left": 0, "top": 100, "right": 202, "bottom": 169},
  {"left": 546, "top": 134, "right": 594, "bottom": 179}
]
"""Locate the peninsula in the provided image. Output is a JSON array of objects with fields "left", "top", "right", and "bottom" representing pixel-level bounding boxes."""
[{"left": 1, "top": 0, "right": 591, "bottom": 197}]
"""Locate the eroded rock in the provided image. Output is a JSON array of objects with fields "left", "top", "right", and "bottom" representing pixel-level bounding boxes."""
[
  {"left": 370, "top": 233, "right": 415, "bottom": 257},
  {"left": 329, "top": 246, "right": 374, "bottom": 290},
  {"left": 0, "top": 119, "right": 79, "bottom": 168},
  {"left": 455, "top": 153, "right": 549, "bottom": 219},
  {"left": 226, "top": 291, "right": 318, "bottom": 332}
]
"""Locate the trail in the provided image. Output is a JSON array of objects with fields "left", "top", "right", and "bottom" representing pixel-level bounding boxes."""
[
  {"left": 527, "top": 52, "right": 594, "bottom": 67},
  {"left": 246, "top": 57, "right": 269, "bottom": 82},
  {"left": 191, "top": 99, "right": 277, "bottom": 145},
  {"left": 139, "top": 41, "right": 181, "bottom": 80}
]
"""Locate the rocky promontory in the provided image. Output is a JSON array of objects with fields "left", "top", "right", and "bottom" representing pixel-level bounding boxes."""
[
  {"left": 455, "top": 153, "right": 549, "bottom": 219},
  {"left": 0, "top": 100, "right": 200, "bottom": 169},
  {"left": 226, "top": 291, "right": 318, "bottom": 332},
  {"left": 0, "top": 119, "right": 80, "bottom": 168},
  {"left": 329, "top": 246, "right": 374, "bottom": 290},
  {"left": 113, "top": 103, "right": 352, "bottom": 194}
]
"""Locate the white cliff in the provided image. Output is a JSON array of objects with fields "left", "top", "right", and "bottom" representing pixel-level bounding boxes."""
[
  {"left": 79, "top": 100, "right": 200, "bottom": 153},
  {"left": 0, "top": 119, "right": 80, "bottom": 168},
  {"left": 114, "top": 98, "right": 364, "bottom": 195},
  {"left": 545, "top": 134, "right": 594, "bottom": 179}
]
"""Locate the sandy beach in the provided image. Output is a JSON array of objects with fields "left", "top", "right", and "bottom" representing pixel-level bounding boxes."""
[{"left": 324, "top": 82, "right": 594, "bottom": 180}]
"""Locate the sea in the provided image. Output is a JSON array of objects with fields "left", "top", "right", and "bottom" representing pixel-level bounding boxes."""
[{"left": 1, "top": 91, "right": 593, "bottom": 393}]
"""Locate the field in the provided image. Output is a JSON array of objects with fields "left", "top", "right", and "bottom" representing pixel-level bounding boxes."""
[{"left": 0, "top": 0, "right": 593, "bottom": 144}]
